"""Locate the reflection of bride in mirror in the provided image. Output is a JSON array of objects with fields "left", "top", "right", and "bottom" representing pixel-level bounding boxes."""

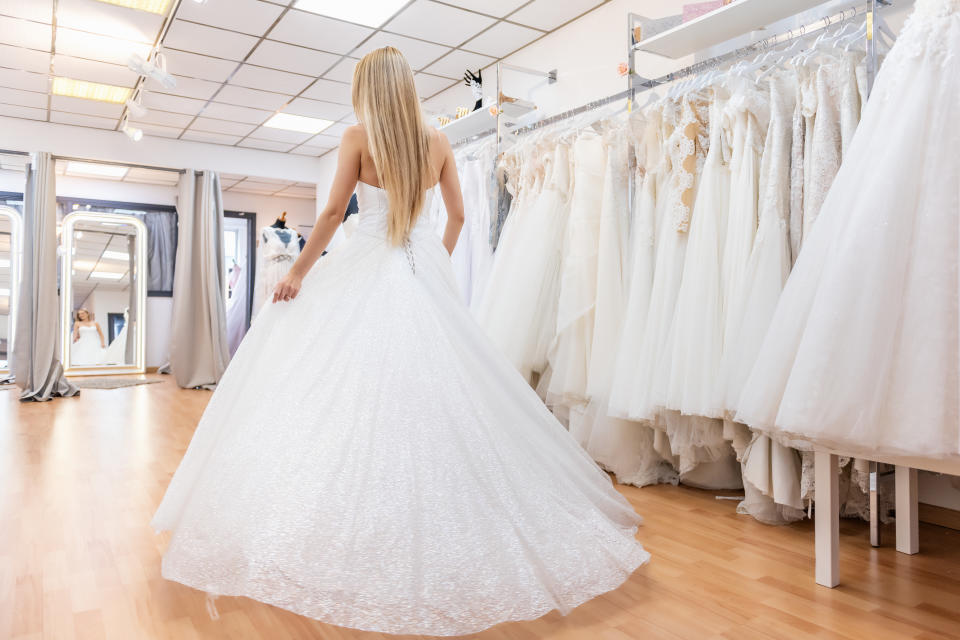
[{"left": 72, "top": 308, "right": 106, "bottom": 366}]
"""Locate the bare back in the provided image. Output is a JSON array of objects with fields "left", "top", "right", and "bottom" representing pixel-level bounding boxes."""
[{"left": 356, "top": 125, "right": 447, "bottom": 191}]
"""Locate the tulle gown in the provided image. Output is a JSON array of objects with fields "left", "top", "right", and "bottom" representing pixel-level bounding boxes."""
[
  {"left": 152, "top": 181, "right": 649, "bottom": 636},
  {"left": 737, "top": 0, "right": 960, "bottom": 460}
]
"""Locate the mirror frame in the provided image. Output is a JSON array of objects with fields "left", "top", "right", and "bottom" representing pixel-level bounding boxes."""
[
  {"left": 60, "top": 211, "right": 147, "bottom": 376},
  {"left": 0, "top": 205, "right": 22, "bottom": 376}
]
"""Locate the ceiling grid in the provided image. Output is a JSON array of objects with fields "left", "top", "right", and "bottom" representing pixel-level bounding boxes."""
[{"left": 0, "top": 0, "right": 609, "bottom": 159}]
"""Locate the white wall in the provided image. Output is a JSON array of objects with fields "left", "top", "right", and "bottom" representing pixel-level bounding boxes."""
[{"left": 221, "top": 191, "right": 317, "bottom": 237}]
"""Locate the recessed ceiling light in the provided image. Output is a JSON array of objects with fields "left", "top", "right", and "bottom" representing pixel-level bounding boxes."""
[
  {"left": 264, "top": 113, "right": 333, "bottom": 134},
  {"left": 66, "top": 161, "right": 129, "bottom": 180},
  {"left": 93, "top": 0, "right": 175, "bottom": 15},
  {"left": 90, "top": 271, "right": 126, "bottom": 280},
  {"left": 52, "top": 77, "right": 132, "bottom": 104},
  {"left": 294, "top": 0, "right": 409, "bottom": 27},
  {"left": 102, "top": 250, "right": 130, "bottom": 260},
  {"left": 0, "top": 288, "right": 10, "bottom": 296}
]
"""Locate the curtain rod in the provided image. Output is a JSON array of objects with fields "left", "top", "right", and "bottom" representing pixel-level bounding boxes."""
[{"left": 0, "top": 149, "right": 31, "bottom": 157}]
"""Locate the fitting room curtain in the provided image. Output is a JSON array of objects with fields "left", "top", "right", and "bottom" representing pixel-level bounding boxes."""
[
  {"left": 164, "top": 170, "right": 229, "bottom": 389},
  {"left": 13, "top": 152, "right": 78, "bottom": 401}
]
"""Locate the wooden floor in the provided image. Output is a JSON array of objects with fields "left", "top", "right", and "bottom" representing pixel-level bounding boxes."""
[{"left": 3, "top": 375, "right": 960, "bottom": 640}]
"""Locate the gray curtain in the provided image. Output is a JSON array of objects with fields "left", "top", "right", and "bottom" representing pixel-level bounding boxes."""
[
  {"left": 13, "top": 152, "right": 78, "bottom": 401},
  {"left": 164, "top": 170, "right": 229, "bottom": 389},
  {"left": 140, "top": 210, "right": 176, "bottom": 292}
]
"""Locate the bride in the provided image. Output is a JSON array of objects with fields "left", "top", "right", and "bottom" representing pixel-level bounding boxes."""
[{"left": 152, "top": 46, "right": 648, "bottom": 637}]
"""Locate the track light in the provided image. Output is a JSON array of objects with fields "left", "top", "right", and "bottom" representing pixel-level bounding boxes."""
[
  {"left": 125, "top": 96, "right": 148, "bottom": 118},
  {"left": 121, "top": 116, "right": 143, "bottom": 142},
  {"left": 127, "top": 52, "right": 176, "bottom": 90}
]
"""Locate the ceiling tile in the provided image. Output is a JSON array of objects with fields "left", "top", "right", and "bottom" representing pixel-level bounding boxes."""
[
  {"left": 423, "top": 49, "right": 495, "bottom": 79},
  {"left": 132, "top": 109, "right": 195, "bottom": 128},
  {"left": 385, "top": 1, "right": 496, "bottom": 47},
  {"left": 508, "top": 0, "right": 602, "bottom": 31},
  {"left": 0, "top": 68, "right": 49, "bottom": 93},
  {"left": 237, "top": 179, "right": 291, "bottom": 189},
  {"left": 0, "top": 0, "right": 53, "bottom": 22},
  {"left": 229, "top": 64, "right": 313, "bottom": 95},
  {"left": 0, "top": 15, "right": 52, "bottom": 50},
  {"left": 247, "top": 40, "right": 339, "bottom": 78},
  {"left": 181, "top": 130, "right": 242, "bottom": 145},
  {"left": 50, "top": 111, "right": 117, "bottom": 129},
  {"left": 163, "top": 20, "right": 259, "bottom": 61},
  {"left": 0, "top": 87, "right": 47, "bottom": 109},
  {"left": 161, "top": 49, "right": 239, "bottom": 83},
  {"left": 268, "top": 10, "right": 373, "bottom": 55},
  {"left": 226, "top": 183, "right": 277, "bottom": 194},
  {"left": 128, "top": 122, "right": 183, "bottom": 139},
  {"left": 158, "top": 75, "right": 222, "bottom": 101},
  {"left": 0, "top": 44, "right": 51, "bottom": 73},
  {"left": 443, "top": 0, "right": 528, "bottom": 17},
  {"left": 50, "top": 95, "right": 124, "bottom": 118},
  {"left": 322, "top": 58, "right": 358, "bottom": 84},
  {"left": 200, "top": 101, "right": 272, "bottom": 124},
  {"left": 52, "top": 55, "right": 138, "bottom": 87},
  {"left": 283, "top": 97, "right": 350, "bottom": 121},
  {"left": 55, "top": 27, "right": 152, "bottom": 66},
  {"left": 56, "top": 0, "right": 163, "bottom": 43},
  {"left": 141, "top": 92, "right": 207, "bottom": 115},
  {"left": 215, "top": 85, "right": 291, "bottom": 111},
  {"left": 414, "top": 73, "right": 454, "bottom": 99},
  {"left": 290, "top": 146, "right": 329, "bottom": 156},
  {"left": 309, "top": 133, "right": 341, "bottom": 148},
  {"left": 275, "top": 186, "right": 317, "bottom": 198},
  {"left": 300, "top": 78, "right": 352, "bottom": 104},
  {"left": 339, "top": 112, "right": 358, "bottom": 125},
  {"left": 175, "top": 0, "right": 284, "bottom": 36},
  {"left": 320, "top": 121, "right": 350, "bottom": 137},
  {"left": 237, "top": 138, "right": 297, "bottom": 153},
  {"left": 462, "top": 21, "right": 542, "bottom": 57},
  {"left": 247, "top": 126, "right": 313, "bottom": 144},
  {"left": 352, "top": 32, "right": 450, "bottom": 70},
  {"left": 0, "top": 103, "right": 46, "bottom": 121},
  {"left": 190, "top": 117, "right": 257, "bottom": 136}
]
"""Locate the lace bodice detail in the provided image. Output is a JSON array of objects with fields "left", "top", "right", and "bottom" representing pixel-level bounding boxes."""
[
  {"left": 260, "top": 226, "right": 300, "bottom": 260},
  {"left": 665, "top": 95, "right": 708, "bottom": 233}
]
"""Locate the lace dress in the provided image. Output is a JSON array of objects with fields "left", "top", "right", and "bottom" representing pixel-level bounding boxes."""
[
  {"left": 253, "top": 226, "right": 301, "bottom": 314},
  {"left": 737, "top": 0, "right": 960, "bottom": 461}
]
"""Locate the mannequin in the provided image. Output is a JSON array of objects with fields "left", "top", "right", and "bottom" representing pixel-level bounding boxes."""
[{"left": 253, "top": 212, "right": 302, "bottom": 314}]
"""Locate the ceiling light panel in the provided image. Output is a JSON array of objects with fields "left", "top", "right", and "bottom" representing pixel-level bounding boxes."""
[
  {"left": 228, "top": 64, "right": 314, "bottom": 95},
  {"left": 55, "top": 28, "right": 152, "bottom": 66},
  {"left": 508, "top": 0, "right": 603, "bottom": 31},
  {"left": 247, "top": 41, "right": 339, "bottom": 78},
  {"left": 461, "top": 21, "right": 543, "bottom": 57},
  {"left": 101, "top": 250, "right": 130, "bottom": 260},
  {"left": 93, "top": 0, "right": 173, "bottom": 14},
  {"left": 163, "top": 20, "right": 258, "bottom": 61},
  {"left": 52, "top": 77, "right": 132, "bottom": 103},
  {"left": 300, "top": 78, "right": 352, "bottom": 104},
  {"left": 66, "top": 161, "right": 129, "bottom": 178},
  {"left": 90, "top": 271, "right": 126, "bottom": 280},
  {"left": 264, "top": 112, "right": 332, "bottom": 134},
  {"left": 384, "top": 1, "right": 497, "bottom": 47},
  {"left": 293, "top": 0, "right": 408, "bottom": 27},
  {"left": 0, "top": 44, "right": 52, "bottom": 74},
  {"left": 352, "top": 32, "right": 451, "bottom": 70},
  {"left": 61, "top": 0, "right": 164, "bottom": 42},
  {"left": 269, "top": 10, "right": 372, "bottom": 55},
  {"left": 174, "top": 0, "right": 284, "bottom": 36}
]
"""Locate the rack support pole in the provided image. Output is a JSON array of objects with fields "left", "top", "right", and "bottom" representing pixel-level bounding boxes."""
[
  {"left": 895, "top": 466, "right": 919, "bottom": 555},
  {"left": 815, "top": 451, "right": 840, "bottom": 588}
]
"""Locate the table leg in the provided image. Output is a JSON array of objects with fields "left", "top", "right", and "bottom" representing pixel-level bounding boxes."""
[
  {"left": 815, "top": 451, "right": 840, "bottom": 587},
  {"left": 895, "top": 465, "right": 919, "bottom": 555}
]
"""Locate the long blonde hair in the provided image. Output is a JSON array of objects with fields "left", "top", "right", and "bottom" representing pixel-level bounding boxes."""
[{"left": 352, "top": 46, "right": 431, "bottom": 245}]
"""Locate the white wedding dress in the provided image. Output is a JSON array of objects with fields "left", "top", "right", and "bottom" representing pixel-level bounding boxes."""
[
  {"left": 152, "top": 181, "right": 649, "bottom": 636},
  {"left": 737, "top": 0, "right": 960, "bottom": 459},
  {"left": 72, "top": 325, "right": 105, "bottom": 366}
]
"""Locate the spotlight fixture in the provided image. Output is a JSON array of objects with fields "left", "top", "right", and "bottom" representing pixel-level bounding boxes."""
[
  {"left": 125, "top": 95, "right": 148, "bottom": 118},
  {"left": 123, "top": 122, "right": 144, "bottom": 142},
  {"left": 127, "top": 52, "right": 176, "bottom": 90}
]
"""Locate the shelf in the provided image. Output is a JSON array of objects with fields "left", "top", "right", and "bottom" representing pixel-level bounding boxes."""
[
  {"left": 634, "top": 0, "right": 829, "bottom": 59},
  {"left": 438, "top": 98, "right": 536, "bottom": 141}
]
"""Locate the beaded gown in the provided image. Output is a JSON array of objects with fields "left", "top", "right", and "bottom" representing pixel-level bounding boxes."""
[{"left": 152, "top": 181, "right": 649, "bottom": 636}]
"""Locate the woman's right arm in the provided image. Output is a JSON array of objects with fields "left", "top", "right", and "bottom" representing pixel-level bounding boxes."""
[{"left": 272, "top": 128, "right": 362, "bottom": 303}]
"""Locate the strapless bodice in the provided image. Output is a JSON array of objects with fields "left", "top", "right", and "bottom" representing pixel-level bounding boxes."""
[{"left": 354, "top": 181, "right": 436, "bottom": 240}]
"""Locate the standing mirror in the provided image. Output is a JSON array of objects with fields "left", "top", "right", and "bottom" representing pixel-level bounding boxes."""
[
  {"left": 0, "top": 205, "right": 22, "bottom": 377},
  {"left": 61, "top": 212, "right": 146, "bottom": 375}
]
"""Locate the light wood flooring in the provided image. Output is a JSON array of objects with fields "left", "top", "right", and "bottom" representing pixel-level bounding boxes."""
[{"left": 3, "top": 375, "right": 960, "bottom": 640}]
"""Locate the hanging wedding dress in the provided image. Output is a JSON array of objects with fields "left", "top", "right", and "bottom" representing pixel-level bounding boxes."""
[
  {"left": 737, "top": 0, "right": 960, "bottom": 460},
  {"left": 153, "top": 181, "right": 649, "bottom": 636},
  {"left": 253, "top": 226, "right": 300, "bottom": 314}
]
